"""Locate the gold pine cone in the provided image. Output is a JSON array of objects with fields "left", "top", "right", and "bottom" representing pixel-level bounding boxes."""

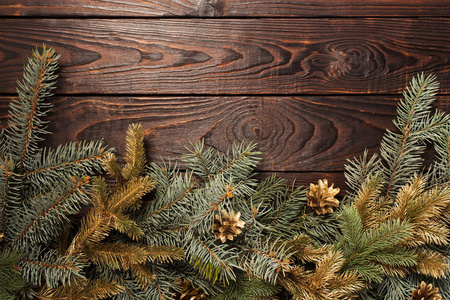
[
  {"left": 412, "top": 282, "right": 442, "bottom": 300},
  {"left": 173, "top": 279, "right": 208, "bottom": 300},
  {"left": 306, "top": 179, "right": 340, "bottom": 215},
  {"left": 213, "top": 209, "right": 245, "bottom": 243}
]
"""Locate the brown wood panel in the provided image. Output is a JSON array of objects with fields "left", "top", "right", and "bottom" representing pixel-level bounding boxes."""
[
  {"left": 0, "top": 18, "right": 449, "bottom": 95},
  {"left": 4, "top": 95, "right": 447, "bottom": 172},
  {"left": 1, "top": 0, "right": 450, "bottom": 17},
  {"left": 256, "top": 172, "right": 348, "bottom": 191}
]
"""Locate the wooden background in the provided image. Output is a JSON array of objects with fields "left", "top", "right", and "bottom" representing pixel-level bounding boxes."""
[{"left": 1, "top": 1, "right": 449, "bottom": 189}]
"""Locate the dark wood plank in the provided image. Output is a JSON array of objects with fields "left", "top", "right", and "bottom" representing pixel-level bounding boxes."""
[
  {"left": 3, "top": 95, "right": 447, "bottom": 172},
  {"left": 1, "top": 0, "right": 450, "bottom": 17},
  {"left": 1, "top": 18, "right": 449, "bottom": 95},
  {"left": 256, "top": 172, "right": 348, "bottom": 192}
]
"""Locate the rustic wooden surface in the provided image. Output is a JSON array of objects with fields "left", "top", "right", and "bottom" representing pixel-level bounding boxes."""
[
  {"left": 0, "top": 1, "right": 449, "bottom": 190},
  {"left": 1, "top": 94, "right": 447, "bottom": 169},
  {"left": 0, "top": 18, "right": 449, "bottom": 95},
  {"left": 1, "top": 0, "right": 450, "bottom": 17}
]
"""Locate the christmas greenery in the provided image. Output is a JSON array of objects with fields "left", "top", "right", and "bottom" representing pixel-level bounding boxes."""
[{"left": 1, "top": 45, "right": 449, "bottom": 300}]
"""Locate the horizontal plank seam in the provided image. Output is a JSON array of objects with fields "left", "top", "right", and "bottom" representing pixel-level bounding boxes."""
[
  {"left": 1, "top": 16, "right": 449, "bottom": 20},
  {"left": 0, "top": 93, "right": 447, "bottom": 98}
]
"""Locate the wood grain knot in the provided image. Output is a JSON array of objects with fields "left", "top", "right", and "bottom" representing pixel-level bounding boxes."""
[
  {"left": 204, "top": 99, "right": 307, "bottom": 168},
  {"left": 198, "top": 1, "right": 216, "bottom": 17},
  {"left": 328, "top": 41, "right": 388, "bottom": 79},
  {"left": 303, "top": 40, "right": 388, "bottom": 80}
]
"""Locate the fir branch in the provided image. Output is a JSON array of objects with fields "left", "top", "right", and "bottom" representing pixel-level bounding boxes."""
[
  {"left": 147, "top": 173, "right": 194, "bottom": 222},
  {"left": 122, "top": 123, "right": 147, "bottom": 180},
  {"left": 86, "top": 242, "right": 150, "bottom": 271},
  {"left": 5, "top": 45, "right": 60, "bottom": 171},
  {"left": 189, "top": 183, "right": 235, "bottom": 230},
  {"left": 102, "top": 153, "right": 124, "bottom": 184},
  {"left": 247, "top": 174, "right": 287, "bottom": 218},
  {"left": 239, "top": 239, "right": 293, "bottom": 285},
  {"left": 130, "top": 263, "right": 155, "bottom": 289},
  {"left": 143, "top": 245, "right": 185, "bottom": 264},
  {"left": 10, "top": 176, "right": 91, "bottom": 248},
  {"left": 108, "top": 176, "right": 155, "bottom": 213},
  {"left": 67, "top": 207, "right": 113, "bottom": 256},
  {"left": 0, "top": 159, "right": 15, "bottom": 237},
  {"left": 143, "top": 161, "right": 193, "bottom": 224},
  {"left": 182, "top": 141, "right": 261, "bottom": 183},
  {"left": 303, "top": 213, "right": 341, "bottom": 245},
  {"left": 430, "top": 128, "right": 450, "bottom": 187},
  {"left": 345, "top": 150, "right": 382, "bottom": 193},
  {"left": 336, "top": 205, "right": 414, "bottom": 283},
  {"left": 390, "top": 175, "right": 450, "bottom": 247},
  {"left": 20, "top": 250, "right": 85, "bottom": 288},
  {"left": 96, "top": 266, "right": 147, "bottom": 300},
  {"left": 213, "top": 270, "right": 281, "bottom": 300},
  {"left": 268, "top": 184, "right": 307, "bottom": 238},
  {"left": 23, "top": 141, "right": 111, "bottom": 195},
  {"left": 145, "top": 265, "right": 179, "bottom": 300},
  {"left": 381, "top": 73, "right": 449, "bottom": 196},
  {"left": 0, "top": 248, "right": 27, "bottom": 298},
  {"left": 38, "top": 279, "right": 124, "bottom": 300},
  {"left": 186, "top": 235, "right": 238, "bottom": 284},
  {"left": 377, "top": 275, "right": 412, "bottom": 300},
  {"left": 414, "top": 248, "right": 449, "bottom": 278}
]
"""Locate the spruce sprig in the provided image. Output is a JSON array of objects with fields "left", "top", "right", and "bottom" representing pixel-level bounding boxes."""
[
  {"left": 344, "top": 73, "right": 450, "bottom": 298},
  {"left": 0, "top": 45, "right": 112, "bottom": 295}
]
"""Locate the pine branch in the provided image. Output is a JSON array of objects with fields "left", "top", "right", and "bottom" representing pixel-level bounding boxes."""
[
  {"left": 390, "top": 175, "right": 450, "bottom": 247},
  {"left": 182, "top": 141, "right": 261, "bottom": 183},
  {"left": 336, "top": 205, "right": 414, "bottom": 283},
  {"left": 130, "top": 263, "right": 155, "bottom": 289},
  {"left": 38, "top": 279, "right": 124, "bottom": 300},
  {"left": 20, "top": 250, "right": 85, "bottom": 288},
  {"left": 86, "top": 242, "right": 150, "bottom": 271},
  {"left": 9, "top": 177, "right": 91, "bottom": 248},
  {"left": 430, "top": 128, "right": 450, "bottom": 187},
  {"left": 67, "top": 207, "right": 113, "bottom": 256},
  {"left": 141, "top": 163, "right": 194, "bottom": 233},
  {"left": 23, "top": 141, "right": 111, "bottom": 195},
  {"left": 213, "top": 270, "right": 281, "bottom": 300},
  {"left": 108, "top": 176, "right": 155, "bottom": 213},
  {"left": 186, "top": 235, "right": 238, "bottom": 284},
  {"left": 309, "top": 250, "right": 363, "bottom": 300},
  {"left": 352, "top": 175, "right": 388, "bottom": 230},
  {"left": 284, "top": 234, "right": 331, "bottom": 263},
  {"left": 345, "top": 150, "right": 382, "bottom": 193},
  {"left": 414, "top": 248, "right": 449, "bottom": 278},
  {"left": 102, "top": 153, "right": 124, "bottom": 183},
  {"left": 144, "top": 245, "right": 185, "bottom": 264},
  {"left": 122, "top": 123, "right": 147, "bottom": 180},
  {"left": 381, "top": 73, "right": 449, "bottom": 196},
  {"left": 5, "top": 45, "right": 60, "bottom": 172},
  {"left": 0, "top": 248, "right": 27, "bottom": 298},
  {"left": 0, "top": 159, "right": 17, "bottom": 238},
  {"left": 239, "top": 239, "right": 293, "bottom": 285}
]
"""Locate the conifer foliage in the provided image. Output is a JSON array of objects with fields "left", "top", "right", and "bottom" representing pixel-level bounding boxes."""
[
  {"left": 0, "top": 45, "right": 112, "bottom": 297},
  {"left": 1, "top": 46, "right": 450, "bottom": 300},
  {"left": 343, "top": 74, "right": 450, "bottom": 299}
]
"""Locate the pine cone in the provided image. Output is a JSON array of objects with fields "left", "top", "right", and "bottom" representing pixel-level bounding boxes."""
[
  {"left": 412, "top": 282, "right": 442, "bottom": 300},
  {"left": 173, "top": 279, "right": 208, "bottom": 300},
  {"left": 0, "top": 232, "right": 3, "bottom": 242},
  {"left": 213, "top": 209, "right": 245, "bottom": 243},
  {"left": 306, "top": 179, "right": 340, "bottom": 215}
]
